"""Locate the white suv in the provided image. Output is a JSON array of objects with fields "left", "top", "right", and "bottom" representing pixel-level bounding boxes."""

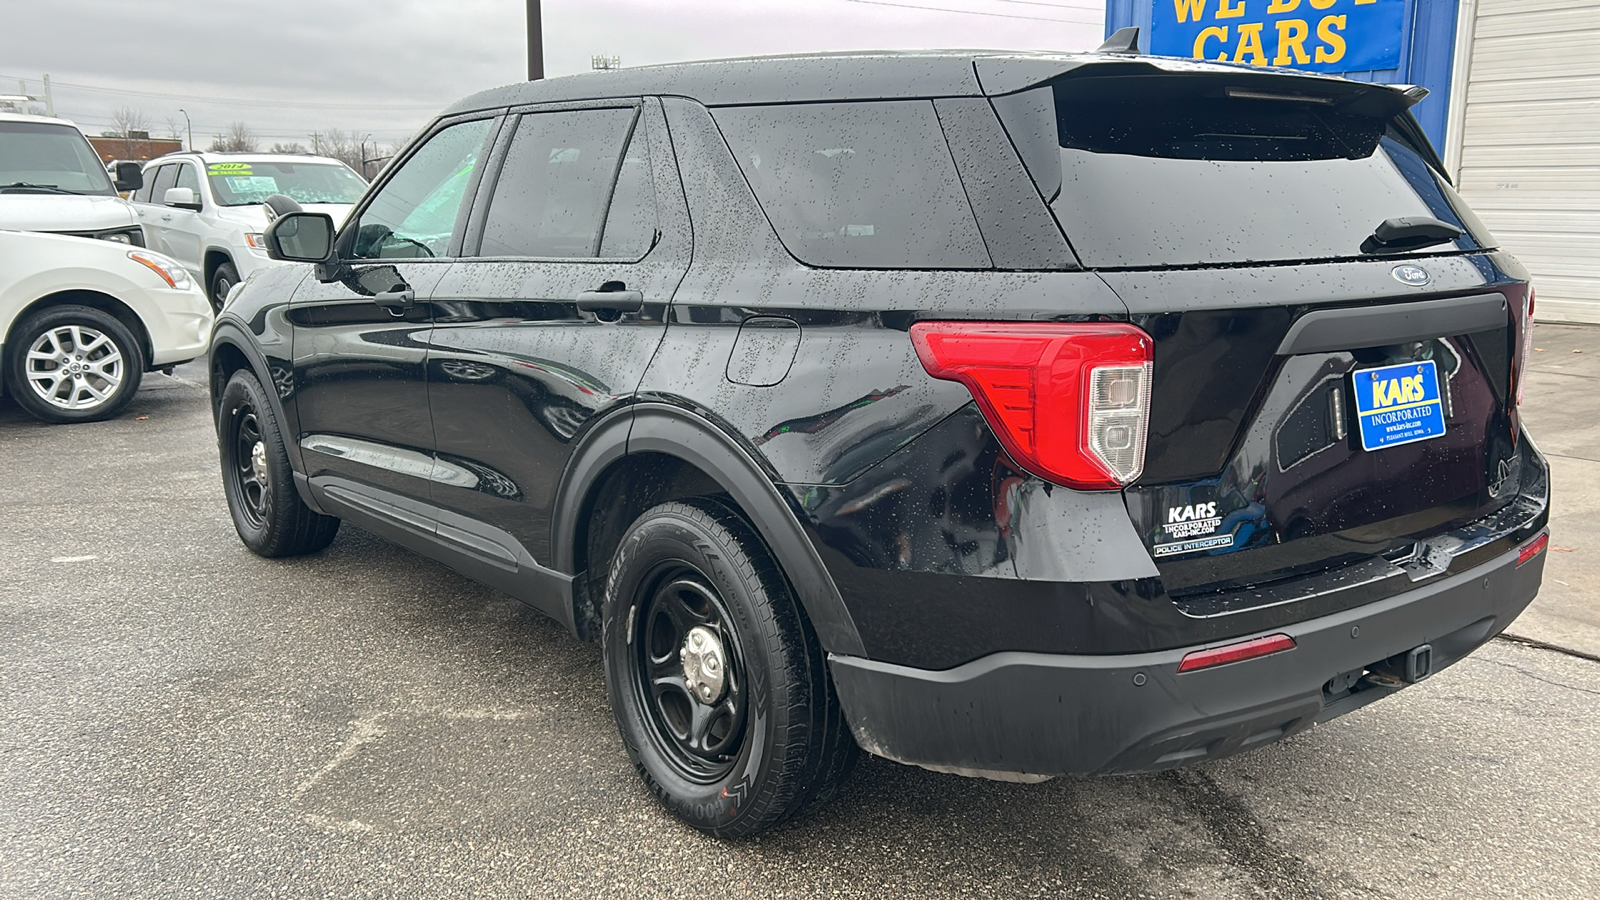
[
  {"left": 0, "top": 113, "right": 145, "bottom": 245},
  {"left": 1, "top": 229, "right": 211, "bottom": 423},
  {"left": 133, "top": 152, "right": 366, "bottom": 310}
]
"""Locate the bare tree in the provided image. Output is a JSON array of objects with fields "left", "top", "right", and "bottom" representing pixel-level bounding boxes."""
[
  {"left": 309, "top": 128, "right": 364, "bottom": 172},
  {"left": 269, "top": 141, "right": 308, "bottom": 155},
  {"left": 107, "top": 106, "right": 152, "bottom": 159},
  {"left": 160, "top": 115, "right": 183, "bottom": 141},
  {"left": 109, "top": 106, "right": 151, "bottom": 136},
  {"left": 209, "top": 122, "right": 259, "bottom": 153}
]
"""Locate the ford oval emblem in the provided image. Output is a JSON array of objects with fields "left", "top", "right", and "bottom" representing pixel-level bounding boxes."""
[{"left": 1392, "top": 265, "right": 1431, "bottom": 287}]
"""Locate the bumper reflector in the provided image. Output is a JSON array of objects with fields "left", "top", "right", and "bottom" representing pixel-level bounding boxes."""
[
  {"left": 1177, "top": 633, "right": 1297, "bottom": 673},
  {"left": 1517, "top": 532, "right": 1549, "bottom": 567}
]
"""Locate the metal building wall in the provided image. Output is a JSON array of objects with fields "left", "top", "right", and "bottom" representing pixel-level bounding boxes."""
[{"left": 1450, "top": 0, "right": 1600, "bottom": 323}]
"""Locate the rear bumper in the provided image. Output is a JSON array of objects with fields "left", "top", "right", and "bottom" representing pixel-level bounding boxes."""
[{"left": 829, "top": 537, "right": 1546, "bottom": 778}]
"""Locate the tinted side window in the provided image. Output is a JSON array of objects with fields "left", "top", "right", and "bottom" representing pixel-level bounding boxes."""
[
  {"left": 598, "top": 126, "right": 657, "bottom": 259},
  {"left": 712, "top": 101, "right": 990, "bottom": 269},
  {"left": 175, "top": 163, "right": 201, "bottom": 201},
  {"left": 478, "top": 107, "right": 636, "bottom": 258},
  {"left": 349, "top": 118, "right": 493, "bottom": 260},
  {"left": 149, "top": 165, "right": 179, "bottom": 204}
]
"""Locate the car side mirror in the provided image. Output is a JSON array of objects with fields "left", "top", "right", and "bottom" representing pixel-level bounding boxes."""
[
  {"left": 265, "top": 211, "right": 337, "bottom": 263},
  {"left": 163, "top": 187, "right": 202, "bottom": 211},
  {"left": 114, "top": 162, "right": 143, "bottom": 192}
]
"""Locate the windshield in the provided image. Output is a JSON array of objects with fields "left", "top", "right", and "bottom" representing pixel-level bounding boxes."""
[
  {"left": 0, "top": 121, "right": 117, "bottom": 195},
  {"left": 205, "top": 161, "right": 367, "bottom": 207},
  {"left": 1000, "top": 73, "right": 1495, "bottom": 268}
]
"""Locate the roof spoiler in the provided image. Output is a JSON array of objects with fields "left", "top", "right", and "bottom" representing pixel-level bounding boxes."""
[{"left": 1096, "top": 27, "right": 1141, "bottom": 55}]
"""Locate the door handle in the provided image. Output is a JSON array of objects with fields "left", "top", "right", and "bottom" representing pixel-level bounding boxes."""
[
  {"left": 372, "top": 289, "right": 415, "bottom": 315},
  {"left": 575, "top": 289, "right": 643, "bottom": 314},
  {"left": 160, "top": 215, "right": 173, "bottom": 222}
]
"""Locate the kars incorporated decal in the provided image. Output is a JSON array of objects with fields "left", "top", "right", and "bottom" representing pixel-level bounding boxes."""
[{"left": 1150, "top": 0, "right": 1407, "bottom": 74}]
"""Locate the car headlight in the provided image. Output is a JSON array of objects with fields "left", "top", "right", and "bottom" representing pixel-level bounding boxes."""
[
  {"left": 127, "top": 250, "right": 193, "bottom": 291},
  {"left": 244, "top": 232, "right": 269, "bottom": 251},
  {"left": 98, "top": 227, "right": 145, "bottom": 247}
]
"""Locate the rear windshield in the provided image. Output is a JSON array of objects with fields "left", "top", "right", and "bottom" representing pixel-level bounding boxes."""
[
  {"left": 205, "top": 161, "right": 367, "bottom": 207},
  {"left": 712, "top": 101, "right": 990, "bottom": 269},
  {"left": 0, "top": 121, "right": 116, "bottom": 195},
  {"left": 1003, "top": 74, "right": 1494, "bottom": 268}
]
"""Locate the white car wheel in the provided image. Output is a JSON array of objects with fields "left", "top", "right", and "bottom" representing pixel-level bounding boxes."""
[
  {"left": 26, "top": 324, "right": 125, "bottom": 410},
  {"left": 6, "top": 305, "right": 144, "bottom": 424}
]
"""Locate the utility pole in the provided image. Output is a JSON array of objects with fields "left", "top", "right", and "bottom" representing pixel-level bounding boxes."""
[
  {"left": 526, "top": 0, "right": 543, "bottom": 81},
  {"left": 43, "top": 74, "right": 53, "bottom": 117}
]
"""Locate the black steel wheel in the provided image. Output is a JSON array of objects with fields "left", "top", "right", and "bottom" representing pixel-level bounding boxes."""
[
  {"left": 217, "top": 369, "right": 339, "bottom": 557},
  {"left": 602, "top": 498, "right": 857, "bottom": 838},
  {"left": 632, "top": 567, "right": 750, "bottom": 783}
]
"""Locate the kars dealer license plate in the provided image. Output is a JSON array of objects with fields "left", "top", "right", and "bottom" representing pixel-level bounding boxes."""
[{"left": 1352, "top": 359, "right": 1447, "bottom": 452}]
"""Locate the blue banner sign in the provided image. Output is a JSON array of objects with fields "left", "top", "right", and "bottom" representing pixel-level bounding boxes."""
[{"left": 1149, "top": 0, "right": 1408, "bottom": 73}]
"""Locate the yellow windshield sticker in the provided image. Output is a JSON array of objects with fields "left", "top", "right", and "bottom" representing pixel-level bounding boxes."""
[{"left": 207, "top": 162, "right": 253, "bottom": 175}]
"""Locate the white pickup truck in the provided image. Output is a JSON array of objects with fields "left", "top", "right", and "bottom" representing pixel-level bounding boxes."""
[{"left": 0, "top": 112, "right": 145, "bottom": 246}]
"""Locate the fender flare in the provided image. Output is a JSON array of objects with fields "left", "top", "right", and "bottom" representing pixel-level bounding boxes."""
[
  {"left": 551, "top": 402, "right": 866, "bottom": 657},
  {"left": 209, "top": 318, "right": 325, "bottom": 514}
]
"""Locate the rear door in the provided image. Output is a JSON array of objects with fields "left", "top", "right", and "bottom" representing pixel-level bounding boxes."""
[
  {"left": 136, "top": 164, "right": 178, "bottom": 255},
  {"left": 423, "top": 98, "right": 689, "bottom": 567}
]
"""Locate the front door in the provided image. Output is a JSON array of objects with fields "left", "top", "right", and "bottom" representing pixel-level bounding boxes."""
[
  {"left": 289, "top": 115, "right": 498, "bottom": 508},
  {"left": 424, "top": 99, "right": 690, "bottom": 567},
  {"left": 158, "top": 161, "right": 206, "bottom": 276}
]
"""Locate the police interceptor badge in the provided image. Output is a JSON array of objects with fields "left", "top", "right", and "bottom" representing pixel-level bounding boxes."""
[{"left": 1152, "top": 501, "right": 1235, "bottom": 558}]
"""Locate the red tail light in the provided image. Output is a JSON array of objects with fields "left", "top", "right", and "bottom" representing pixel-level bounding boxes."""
[
  {"left": 1177, "top": 633, "right": 1297, "bottom": 673},
  {"left": 1517, "top": 532, "right": 1549, "bottom": 567},
  {"left": 910, "top": 322, "right": 1154, "bottom": 490},
  {"left": 1516, "top": 288, "right": 1536, "bottom": 408}
]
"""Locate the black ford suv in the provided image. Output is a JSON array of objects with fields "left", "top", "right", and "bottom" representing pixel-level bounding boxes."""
[{"left": 210, "top": 40, "right": 1550, "bottom": 837}]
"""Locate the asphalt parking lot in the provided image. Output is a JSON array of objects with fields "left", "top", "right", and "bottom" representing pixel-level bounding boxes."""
[{"left": 3, "top": 332, "right": 1599, "bottom": 899}]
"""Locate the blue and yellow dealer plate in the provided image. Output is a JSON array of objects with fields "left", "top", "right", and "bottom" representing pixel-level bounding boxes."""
[{"left": 1352, "top": 360, "right": 1447, "bottom": 452}]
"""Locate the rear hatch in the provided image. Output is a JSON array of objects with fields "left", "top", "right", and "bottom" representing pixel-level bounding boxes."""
[{"left": 991, "top": 64, "right": 1532, "bottom": 605}]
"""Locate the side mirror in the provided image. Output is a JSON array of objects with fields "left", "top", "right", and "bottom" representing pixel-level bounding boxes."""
[
  {"left": 163, "top": 187, "right": 202, "bottom": 211},
  {"left": 264, "top": 211, "right": 336, "bottom": 263},
  {"left": 114, "top": 162, "right": 143, "bottom": 193}
]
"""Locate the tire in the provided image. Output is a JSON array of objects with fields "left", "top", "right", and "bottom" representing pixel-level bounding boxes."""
[
  {"left": 217, "top": 369, "right": 339, "bottom": 557},
  {"left": 5, "top": 304, "right": 144, "bottom": 424},
  {"left": 261, "top": 193, "right": 303, "bottom": 220},
  {"left": 602, "top": 498, "right": 857, "bottom": 837},
  {"left": 209, "top": 261, "right": 239, "bottom": 313}
]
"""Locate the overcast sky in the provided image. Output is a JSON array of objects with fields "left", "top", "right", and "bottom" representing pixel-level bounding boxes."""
[{"left": 2, "top": 0, "right": 1103, "bottom": 152}]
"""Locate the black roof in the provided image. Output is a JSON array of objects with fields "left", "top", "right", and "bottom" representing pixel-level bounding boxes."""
[{"left": 443, "top": 49, "right": 1417, "bottom": 115}]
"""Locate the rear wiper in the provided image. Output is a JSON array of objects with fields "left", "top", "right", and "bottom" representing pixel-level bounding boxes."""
[
  {"left": 1361, "top": 216, "right": 1463, "bottom": 254},
  {"left": 0, "top": 182, "right": 82, "bottom": 195}
]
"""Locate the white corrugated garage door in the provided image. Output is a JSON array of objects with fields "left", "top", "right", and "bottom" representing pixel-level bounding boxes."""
[{"left": 1453, "top": 0, "right": 1600, "bottom": 323}]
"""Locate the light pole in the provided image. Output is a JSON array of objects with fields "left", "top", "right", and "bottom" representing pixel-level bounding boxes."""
[
  {"left": 178, "top": 108, "right": 192, "bottom": 151},
  {"left": 527, "top": 0, "right": 543, "bottom": 81},
  {"left": 361, "top": 133, "right": 372, "bottom": 178}
]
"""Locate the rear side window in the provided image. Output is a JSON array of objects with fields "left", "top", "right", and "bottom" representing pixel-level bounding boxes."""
[
  {"left": 713, "top": 101, "right": 990, "bottom": 269},
  {"left": 999, "top": 74, "right": 1495, "bottom": 268},
  {"left": 478, "top": 107, "right": 652, "bottom": 259}
]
